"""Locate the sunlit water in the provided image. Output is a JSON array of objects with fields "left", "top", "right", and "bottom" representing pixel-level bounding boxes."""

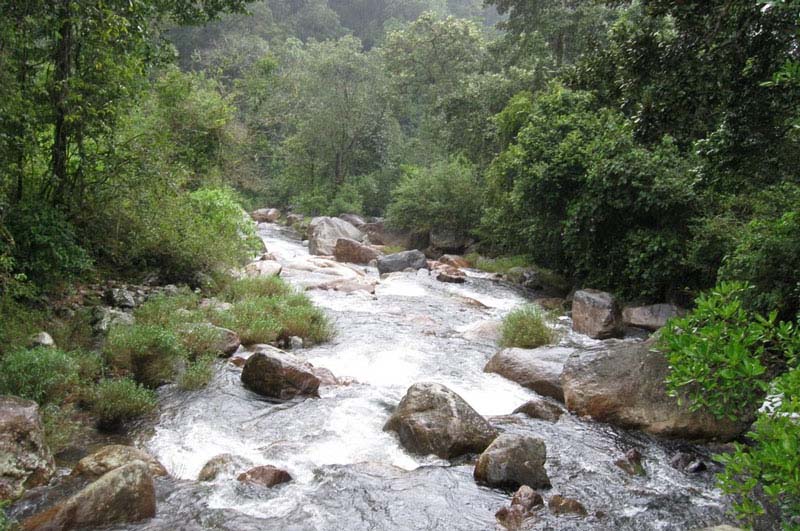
[{"left": 115, "top": 223, "right": 735, "bottom": 530}]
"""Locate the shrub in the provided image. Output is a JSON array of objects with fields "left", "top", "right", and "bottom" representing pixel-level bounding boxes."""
[
  {"left": 90, "top": 378, "right": 157, "bottom": 430},
  {"left": 386, "top": 158, "right": 483, "bottom": 237},
  {"left": 214, "top": 297, "right": 282, "bottom": 345},
  {"left": 661, "top": 282, "right": 798, "bottom": 421},
  {"left": 222, "top": 276, "right": 291, "bottom": 302},
  {"left": 500, "top": 305, "right": 558, "bottom": 349},
  {"left": 0, "top": 347, "right": 83, "bottom": 405},
  {"left": 178, "top": 355, "right": 216, "bottom": 390},
  {"left": 275, "top": 301, "right": 333, "bottom": 344},
  {"left": 105, "top": 324, "right": 187, "bottom": 387}
]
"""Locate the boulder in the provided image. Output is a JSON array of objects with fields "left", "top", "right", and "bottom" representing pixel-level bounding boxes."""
[
  {"left": 198, "top": 453, "right": 253, "bottom": 481},
  {"left": 333, "top": 238, "right": 382, "bottom": 265},
  {"left": 484, "top": 347, "right": 575, "bottom": 402},
  {"left": 495, "top": 485, "right": 544, "bottom": 528},
  {"left": 548, "top": 495, "right": 587, "bottom": 516},
  {"left": 439, "top": 255, "right": 471, "bottom": 268},
  {"left": 308, "top": 217, "right": 363, "bottom": 256},
  {"left": 435, "top": 265, "right": 466, "bottom": 284},
  {"left": 237, "top": 465, "right": 292, "bottom": 487},
  {"left": 561, "top": 339, "right": 751, "bottom": 440},
  {"left": 105, "top": 287, "right": 136, "bottom": 309},
  {"left": 338, "top": 213, "right": 366, "bottom": 227},
  {"left": 251, "top": 208, "right": 281, "bottom": 223},
  {"left": 28, "top": 332, "right": 55, "bottom": 349},
  {"left": 622, "top": 303, "right": 685, "bottom": 331},
  {"left": 429, "top": 228, "right": 468, "bottom": 253},
  {"left": 361, "top": 220, "right": 422, "bottom": 249},
  {"left": 22, "top": 461, "right": 155, "bottom": 530},
  {"left": 285, "top": 213, "right": 304, "bottom": 227},
  {"left": 72, "top": 445, "right": 168, "bottom": 479},
  {"left": 571, "top": 289, "right": 623, "bottom": 339},
  {"left": 241, "top": 348, "right": 322, "bottom": 400},
  {"left": 377, "top": 250, "right": 429, "bottom": 275},
  {"left": 384, "top": 382, "right": 498, "bottom": 459},
  {"left": 474, "top": 434, "right": 551, "bottom": 490},
  {"left": 512, "top": 397, "right": 565, "bottom": 422},
  {"left": 244, "top": 260, "right": 282, "bottom": 277},
  {"left": 0, "top": 397, "right": 54, "bottom": 500},
  {"left": 92, "top": 306, "right": 134, "bottom": 335}
]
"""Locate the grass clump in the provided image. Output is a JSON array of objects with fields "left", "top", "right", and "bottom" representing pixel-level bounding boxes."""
[
  {"left": 178, "top": 355, "right": 216, "bottom": 390},
  {"left": 105, "top": 324, "right": 187, "bottom": 387},
  {"left": 90, "top": 378, "right": 157, "bottom": 430},
  {"left": 215, "top": 297, "right": 282, "bottom": 344},
  {"left": 221, "top": 276, "right": 291, "bottom": 301},
  {"left": 0, "top": 347, "right": 92, "bottom": 405},
  {"left": 500, "top": 305, "right": 558, "bottom": 349},
  {"left": 133, "top": 289, "right": 202, "bottom": 327},
  {"left": 470, "top": 254, "right": 530, "bottom": 274}
]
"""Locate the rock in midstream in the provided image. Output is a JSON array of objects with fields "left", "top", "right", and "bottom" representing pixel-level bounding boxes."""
[
  {"left": 384, "top": 382, "right": 498, "bottom": 459},
  {"left": 241, "top": 348, "right": 322, "bottom": 399},
  {"left": 473, "top": 434, "right": 551, "bottom": 490}
]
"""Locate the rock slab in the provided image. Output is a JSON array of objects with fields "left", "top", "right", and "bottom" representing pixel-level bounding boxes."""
[
  {"left": 0, "top": 396, "right": 54, "bottom": 500},
  {"left": 384, "top": 382, "right": 498, "bottom": 459}
]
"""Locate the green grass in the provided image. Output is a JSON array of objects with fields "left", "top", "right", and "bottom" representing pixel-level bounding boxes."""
[
  {"left": 467, "top": 254, "right": 530, "bottom": 274},
  {"left": 221, "top": 276, "right": 291, "bottom": 301},
  {"left": 105, "top": 324, "right": 187, "bottom": 388},
  {"left": 381, "top": 245, "right": 405, "bottom": 255},
  {"left": 0, "top": 347, "right": 94, "bottom": 405},
  {"left": 178, "top": 355, "right": 216, "bottom": 390},
  {"left": 133, "top": 289, "right": 202, "bottom": 327},
  {"left": 90, "top": 378, "right": 157, "bottom": 430},
  {"left": 500, "top": 305, "right": 558, "bottom": 349}
]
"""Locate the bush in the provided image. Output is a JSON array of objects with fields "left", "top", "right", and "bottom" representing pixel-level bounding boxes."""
[
  {"left": 500, "top": 305, "right": 558, "bottom": 349},
  {"left": 178, "top": 355, "right": 216, "bottom": 390},
  {"left": 386, "top": 158, "right": 483, "bottom": 238},
  {"left": 90, "top": 378, "right": 157, "bottom": 430},
  {"left": 105, "top": 324, "right": 187, "bottom": 387},
  {"left": 661, "top": 282, "right": 798, "bottom": 421},
  {"left": 0, "top": 347, "right": 85, "bottom": 405}
]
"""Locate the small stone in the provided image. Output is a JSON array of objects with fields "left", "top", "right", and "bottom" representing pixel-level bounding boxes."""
[
  {"left": 237, "top": 465, "right": 292, "bottom": 487},
  {"left": 198, "top": 454, "right": 253, "bottom": 481},
  {"left": 28, "top": 332, "right": 55, "bottom": 349},
  {"left": 614, "top": 449, "right": 646, "bottom": 476},
  {"left": 548, "top": 495, "right": 587, "bottom": 517},
  {"left": 512, "top": 397, "right": 564, "bottom": 422}
]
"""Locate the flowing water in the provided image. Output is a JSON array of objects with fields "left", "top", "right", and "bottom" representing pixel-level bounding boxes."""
[{"left": 115, "top": 223, "right": 736, "bottom": 530}]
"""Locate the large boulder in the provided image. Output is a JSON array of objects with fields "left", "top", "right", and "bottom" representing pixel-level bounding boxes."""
[
  {"left": 241, "top": 348, "right": 322, "bottom": 400},
  {"left": 22, "top": 461, "right": 155, "bottom": 530},
  {"left": 561, "top": 339, "right": 751, "bottom": 440},
  {"left": 333, "top": 238, "right": 382, "bottom": 265},
  {"left": 0, "top": 397, "right": 54, "bottom": 500},
  {"left": 308, "top": 217, "right": 363, "bottom": 256},
  {"left": 429, "top": 228, "right": 468, "bottom": 253},
  {"left": 384, "top": 382, "right": 498, "bottom": 459},
  {"left": 622, "top": 303, "right": 685, "bottom": 331},
  {"left": 377, "top": 250, "right": 429, "bottom": 275},
  {"left": 237, "top": 465, "right": 292, "bottom": 487},
  {"left": 71, "top": 445, "right": 168, "bottom": 479},
  {"left": 361, "top": 220, "right": 425, "bottom": 249},
  {"left": 484, "top": 347, "right": 575, "bottom": 402},
  {"left": 572, "top": 289, "right": 623, "bottom": 339},
  {"left": 251, "top": 208, "right": 281, "bottom": 223},
  {"left": 474, "top": 434, "right": 551, "bottom": 490}
]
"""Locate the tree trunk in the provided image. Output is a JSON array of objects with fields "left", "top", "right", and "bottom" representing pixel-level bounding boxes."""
[{"left": 50, "top": 0, "right": 73, "bottom": 206}]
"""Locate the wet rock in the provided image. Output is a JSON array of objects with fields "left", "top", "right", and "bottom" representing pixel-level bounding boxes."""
[
  {"left": 460, "top": 320, "right": 502, "bottom": 344},
  {"left": 435, "top": 265, "right": 466, "bottom": 284},
  {"left": 512, "top": 397, "right": 565, "bottom": 422},
  {"left": 571, "top": 289, "right": 623, "bottom": 339},
  {"left": 251, "top": 208, "right": 281, "bottom": 223},
  {"left": 28, "top": 332, "right": 55, "bottom": 349},
  {"left": 614, "top": 449, "right": 646, "bottom": 476},
  {"left": 241, "top": 348, "right": 322, "bottom": 399},
  {"left": 308, "top": 217, "right": 363, "bottom": 256},
  {"left": 289, "top": 336, "right": 304, "bottom": 350},
  {"left": 429, "top": 228, "right": 468, "bottom": 253},
  {"left": 237, "top": 465, "right": 292, "bottom": 487},
  {"left": 439, "top": 255, "right": 470, "bottom": 268},
  {"left": 333, "top": 238, "right": 382, "bottom": 265},
  {"left": 484, "top": 347, "right": 575, "bottom": 402},
  {"left": 105, "top": 287, "right": 136, "bottom": 309},
  {"left": 23, "top": 461, "right": 155, "bottom": 530},
  {"left": 474, "top": 434, "right": 550, "bottom": 490},
  {"left": 377, "top": 250, "right": 429, "bottom": 275},
  {"left": 244, "top": 259, "right": 282, "bottom": 277},
  {"left": 338, "top": 213, "right": 366, "bottom": 227},
  {"left": 71, "top": 445, "right": 168, "bottom": 479},
  {"left": 0, "top": 397, "right": 54, "bottom": 500},
  {"left": 92, "top": 306, "right": 134, "bottom": 335},
  {"left": 548, "top": 495, "right": 587, "bottom": 516},
  {"left": 307, "top": 277, "right": 378, "bottom": 294},
  {"left": 230, "top": 356, "right": 247, "bottom": 368},
  {"left": 561, "top": 338, "right": 751, "bottom": 440},
  {"left": 496, "top": 485, "right": 544, "bottom": 528},
  {"left": 384, "top": 382, "right": 498, "bottom": 459},
  {"left": 622, "top": 303, "right": 685, "bottom": 331},
  {"left": 198, "top": 453, "right": 253, "bottom": 481}
]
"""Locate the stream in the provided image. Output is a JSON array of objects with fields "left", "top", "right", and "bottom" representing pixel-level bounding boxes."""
[{"left": 119, "top": 222, "right": 735, "bottom": 530}]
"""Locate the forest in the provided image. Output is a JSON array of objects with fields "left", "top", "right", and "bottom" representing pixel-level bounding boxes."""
[{"left": 1, "top": 0, "right": 799, "bottom": 529}]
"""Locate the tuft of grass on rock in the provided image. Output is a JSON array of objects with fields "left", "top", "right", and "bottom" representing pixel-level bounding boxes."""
[
  {"left": 90, "top": 378, "right": 157, "bottom": 430},
  {"left": 178, "top": 355, "right": 216, "bottom": 390},
  {"left": 133, "top": 289, "right": 202, "bottom": 327},
  {"left": 500, "top": 304, "right": 558, "bottom": 349},
  {"left": 222, "top": 276, "right": 291, "bottom": 301},
  {"left": 105, "top": 324, "right": 187, "bottom": 387}
]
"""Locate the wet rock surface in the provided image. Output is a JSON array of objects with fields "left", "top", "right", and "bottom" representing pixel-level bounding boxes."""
[
  {"left": 237, "top": 465, "right": 292, "bottom": 488},
  {"left": 474, "top": 434, "right": 551, "bottom": 490},
  {"left": 241, "top": 348, "right": 322, "bottom": 400},
  {"left": 71, "top": 445, "right": 168, "bottom": 479},
  {"left": 484, "top": 347, "right": 574, "bottom": 402},
  {"left": 0, "top": 397, "right": 54, "bottom": 500},
  {"left": 377, "top": 250, "right": 429, "bottom": 274}
]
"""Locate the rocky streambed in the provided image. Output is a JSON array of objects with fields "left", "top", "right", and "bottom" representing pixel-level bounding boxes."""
[{"left": 8, "top": 220, "right": 740, "bottom": 530}]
